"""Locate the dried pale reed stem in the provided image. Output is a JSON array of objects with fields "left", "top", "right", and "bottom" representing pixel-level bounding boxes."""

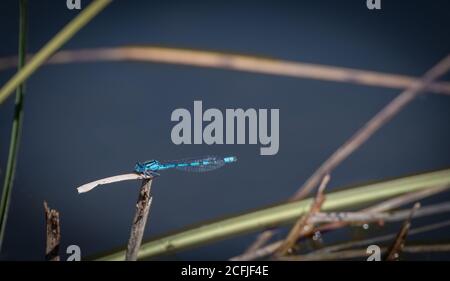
[
  {"left": 76, "top": 173, "right": 152, "bottom": 194},
  {"left": 363, "top": 184, "right": 450, "bottom": 213},
  {"left": 2, "top": 47, "right": 450, "bottom": 95},
  {"left": 44, "top": 201, "right": 60, "bottom": 261},
  {"left": 126, "top": 179, "right": 153, "bottom": 261}
]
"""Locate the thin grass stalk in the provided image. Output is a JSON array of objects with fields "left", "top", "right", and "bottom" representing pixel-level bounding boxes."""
[
  {"left": 0, "top": 0, "right": 28, "bottom": 251},
  {"left": 0, "top": 0, "right": 111, "bottom": 104},
  {"left": 94, "top": 169, "right": 450, "bottom": 261},
  {"left": 2, "top": 47, "right": 450, "bottom": 95}
]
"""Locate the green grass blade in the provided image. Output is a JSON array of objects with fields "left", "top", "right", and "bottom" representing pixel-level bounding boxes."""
[
  {"left": 95, "top": 169, "right": 450, "bottom": 260},
  {"left": 0, "top": 0, "right": 28, "bottom": 251},
  {"left": 0, "top": 0, "right": 112, "bottom": 105}
]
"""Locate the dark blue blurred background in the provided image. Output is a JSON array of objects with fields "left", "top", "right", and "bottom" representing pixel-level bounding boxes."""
[{"left": 0, "top": 0, "right": 450, "bottom": 260}]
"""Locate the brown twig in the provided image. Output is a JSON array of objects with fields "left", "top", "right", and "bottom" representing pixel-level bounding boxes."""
[
  {"left": 308, "top": 219, "right": 450, "bottom": 256},
  {"left": 1, "top": 47, "right": 450, "bottom": 95},
  {"left": 275, "top": 174, "right": 330, "bottom": 256},
  {"left": 276, "top": 244, "right": 450, "bottom": 261},
  {"left": 243, "top": 230, "right": 276, "bottom": 254},
  {"left": 126, "top": 179, "right": 153, "bottom": 261},
  {"left": 244, "top": 54, "right": 450, "bottom": 253},
  {"left": 44, "top": 201, "right": 60, "bottom": 261},
  {"left": 384, "top": 202, "right": 420, "bottom": 261},
  {"left": 242, "top": 229, "right": 277, "bottom": 256},
  {"left": 231, "top": 241, "right": 283, "bottom": 261}
]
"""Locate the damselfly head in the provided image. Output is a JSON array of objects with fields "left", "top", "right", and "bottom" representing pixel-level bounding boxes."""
[
  {"left": 135, "top": 160, "right": 159, "bottom": 173},
  {"left": 134, "top": 162, "right": 145, "bottom": 173}
]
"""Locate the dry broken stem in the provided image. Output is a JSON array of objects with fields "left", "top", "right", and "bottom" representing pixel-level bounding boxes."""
[
  {"left": 126, "top": 179, "right": 153, "bottom": 261},
  {"left": 275, "top": 174, "right": 330, "bottom": 256},
  {"left": 384, "top": 202, "right": 420, "bottom": 261},
  {"left": 44, "top": 201, "right": 61, "bottom": 261}
]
